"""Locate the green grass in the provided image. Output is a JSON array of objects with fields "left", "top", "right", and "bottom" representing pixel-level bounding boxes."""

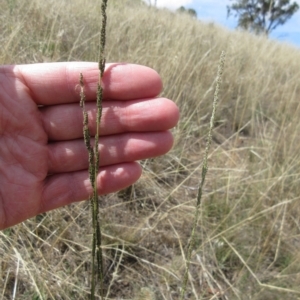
[{"left": 1, "top": 0, "right": 300, "bottom": 299}]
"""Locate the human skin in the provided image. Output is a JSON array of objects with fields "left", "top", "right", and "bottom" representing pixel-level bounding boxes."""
[{"left": 0, "top": 62, "right": 179, "bottom": 229}]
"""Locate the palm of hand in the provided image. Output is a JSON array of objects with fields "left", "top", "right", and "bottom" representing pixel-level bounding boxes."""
[
  {"left": 0, "top": 67, "right": 48, "bottom": 228},
  {"left": 0, "top": 63, "right": 179, "bottom": 229}
]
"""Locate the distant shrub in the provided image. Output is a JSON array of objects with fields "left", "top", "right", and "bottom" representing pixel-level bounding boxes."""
[{"left": 177, "top": 6, "right": 197, "bottom": 18}]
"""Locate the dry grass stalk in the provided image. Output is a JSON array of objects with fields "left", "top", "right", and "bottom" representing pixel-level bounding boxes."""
[
  {"left": 180, "top": 51, "right": 226, "bottom": 299},
  {"left": 79, "top": 0, "right": 108, "bottom": 299}
]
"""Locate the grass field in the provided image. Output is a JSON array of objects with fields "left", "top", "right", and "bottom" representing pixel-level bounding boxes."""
[{"left": 1, "top": 0, "right": 300, "bottom": 299}]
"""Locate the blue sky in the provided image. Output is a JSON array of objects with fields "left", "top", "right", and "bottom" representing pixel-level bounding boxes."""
[{"left": 146, "top": 0, "right": 300, "bottom": 48}]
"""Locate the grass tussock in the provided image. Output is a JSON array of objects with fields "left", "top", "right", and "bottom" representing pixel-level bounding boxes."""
[{"left": 1, "top": 0, "right": 300, "bottom": 299}]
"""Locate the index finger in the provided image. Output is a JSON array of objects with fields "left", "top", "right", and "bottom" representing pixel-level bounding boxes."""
[{"left": 15, "top": 62, "right": 163, "bottom": 105}]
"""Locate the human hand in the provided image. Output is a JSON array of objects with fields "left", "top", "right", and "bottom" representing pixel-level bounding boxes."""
[{"left": 0, "top": 62, "right": 179, "bottom": 229}]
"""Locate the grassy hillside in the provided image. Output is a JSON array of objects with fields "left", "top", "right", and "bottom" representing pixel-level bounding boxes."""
[{"left": 1, "top": 0, "right": 300, "bottom": 299}]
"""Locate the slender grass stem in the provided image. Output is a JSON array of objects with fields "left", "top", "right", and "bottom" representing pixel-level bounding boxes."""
[
  {"left": 180, "top": 51, "right": 226, "bottom": 299},
  {"left": 80, "top": 1, "right": 108, "bottom": 299}
]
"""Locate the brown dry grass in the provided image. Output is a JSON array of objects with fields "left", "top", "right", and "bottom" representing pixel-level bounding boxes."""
[{"left": 1, "top": 0, "right": 300, "bottom": 299}]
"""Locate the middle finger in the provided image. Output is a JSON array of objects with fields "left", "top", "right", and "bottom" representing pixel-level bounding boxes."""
[{"left": 41, "top": 98, "right": 177, "bottom": 141}]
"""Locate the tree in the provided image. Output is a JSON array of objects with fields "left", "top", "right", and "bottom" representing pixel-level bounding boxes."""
[
  {"left": 227, "top": 0, "right": 299, "bottom": 35},
  {"left": 177, "top": 6, "right": 186, "bottom": 13},
  {"left": 187, "top": 8, "right": 197, "bottom": 18},
  {"left": 176, "top": 6, "right": 197, "bottom": 18}
]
